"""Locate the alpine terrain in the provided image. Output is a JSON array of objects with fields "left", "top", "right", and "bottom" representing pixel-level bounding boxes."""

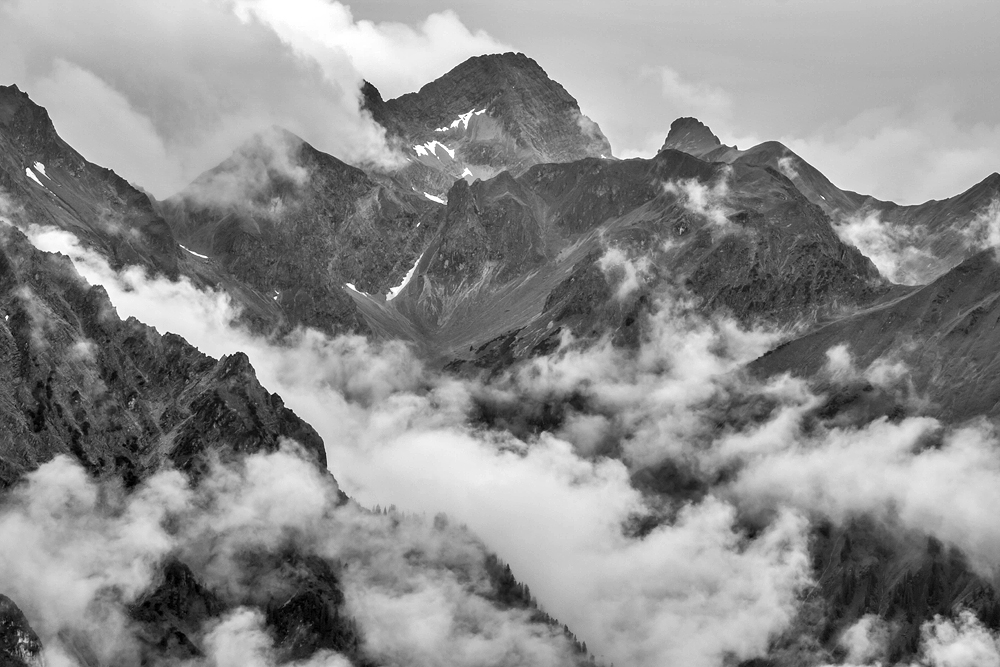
[{"left": 0, "top": 49, "right": 999, "bottom": 667}]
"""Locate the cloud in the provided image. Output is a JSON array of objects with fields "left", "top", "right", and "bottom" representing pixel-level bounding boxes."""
[
  {"left": 837, "top": 614, "right": 891, "bottom": 665},
  {"left": 920, "top": 610, "right": 1000, "bottom": 667},
  {"left": 597, "top": 246, "right": 651, "bottom": 299},
  {"left": 662, "top": 166, "right": 734, "bottom": 228},
  {"left": 777, "top": 156, "right": 800, "bottom": 180},
  {"left": 830, "top": 197, "right": 1000, "bottom": 285},
  {"left": 0, "top": 445, "right": 586, "bottom": 667},
  {"left": 653, "top": 66, "right": 732, "bottom": 125},
  {"left": 234, "top": 1, "right": 510, "bottom": 100},
  {"left": 0, "top": 0, "right": 506, "bottom": 197},
  {"left": 178, "top": 126, "right": 314, "bottom": 210},
  {"left": 831, "top": 210, "right": 943, "bottom": 285},
  {"left": 822, "top": 610, "right": 1000, "bottom": 667},
  {"left": 0, "top": 456, "right": 189, "bottom": 663},
  {"left": 959, "top": 197, "right": 1000, "bottom": 250}
]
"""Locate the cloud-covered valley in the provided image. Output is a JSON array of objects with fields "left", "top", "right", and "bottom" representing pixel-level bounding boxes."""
[{"left": 8, "top": 215, "right": 1000, "bottom": 666}]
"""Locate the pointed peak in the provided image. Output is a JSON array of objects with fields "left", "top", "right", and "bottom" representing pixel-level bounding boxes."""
[
  {"left": 0, "top": 83, "right": 51, "bottom": 127},
  {"left": 450, "top": 52, "right": 544, "bottom": 77},
  {"left": 660, "top": 117, "right": 724, "bottom": 158}
]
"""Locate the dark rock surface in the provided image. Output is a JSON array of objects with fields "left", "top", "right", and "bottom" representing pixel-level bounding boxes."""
[{"left": 0, "top": 594, "right": 42, "bottom": 667}]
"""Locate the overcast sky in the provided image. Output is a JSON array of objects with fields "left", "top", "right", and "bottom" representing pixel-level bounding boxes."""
[{"left": 1, "top": 0, "right": 997, "bottom": 203}]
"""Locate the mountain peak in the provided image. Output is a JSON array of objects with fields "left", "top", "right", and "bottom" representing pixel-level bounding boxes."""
[
  {"left": 372, "top": 51, "right": 612, "bottom": 187},
  {"left": 660, "top": 117, "right": 724, "bottom": 158}
]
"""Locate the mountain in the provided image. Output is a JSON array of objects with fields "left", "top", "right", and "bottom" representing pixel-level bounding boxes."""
[
  {"left": 363, "top": 52, "right": 613, "bottom": 197},
  {"left": 346, "top": 147, "right": 886, "bottom": 366},
  {"left": 660, "top": 116, "right": 1000, "bottom": 285}
]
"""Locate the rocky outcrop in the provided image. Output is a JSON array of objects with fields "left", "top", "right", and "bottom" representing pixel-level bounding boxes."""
[
  {"left": 0, "top": 595, "right": 42, "bottom": 667},
  {"left": 660, "top": 116, "right": 732, "bottom": 160}
]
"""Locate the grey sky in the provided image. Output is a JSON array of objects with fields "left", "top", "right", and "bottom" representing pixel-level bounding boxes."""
[{"left": 1, "top": 0, "right": 996, "bottom": 204}]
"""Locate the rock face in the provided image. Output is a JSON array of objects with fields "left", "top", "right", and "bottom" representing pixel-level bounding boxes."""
[
  {"left": 0, "top": 222, "right": 325, "bottom": 487},
  {"left": 0, "top": 595, "right": 42, "bottom": 667},
  {"left": 364, "top": 52, "right": 613, "bottom": 196}
]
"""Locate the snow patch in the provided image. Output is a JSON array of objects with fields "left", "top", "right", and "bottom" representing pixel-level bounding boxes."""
[
  {"left": 413, "top": 140, "right": 456, "bottom": 159},
  {"left": 272, "top": 290, "right": 280, "bottom": 302},
  {"left": 424, "top": 193, "right": 446, "bottom": 205},
  {"left": 33, "top": 162, "right": 48, "bottom": 178},
  {"left": 386, "top": 252, "right": 424, "bottom": 301},
  {"left": 178, "top": 244, "right": 209, "bottom": 260},
  {"left": 25, "top": 168, "right": 45, "bottom": 188},
  {"left": 435, "top": 108, "right": 485, "bottom": 132},
  {"left": 461, "top": 168, "right": 473, "bottom": 178}
]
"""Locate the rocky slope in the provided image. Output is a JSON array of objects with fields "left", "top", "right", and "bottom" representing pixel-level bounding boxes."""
[{"left": 753, "top": 248, "right": 1000, "bottom": 420}]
